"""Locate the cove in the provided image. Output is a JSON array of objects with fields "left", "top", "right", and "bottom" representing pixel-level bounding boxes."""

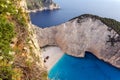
[
  {"left": 49, "top": 52, "right": 120, "bottom": 80},
  {"left": 30, "top": 0, "right": 120, "bottom": 28}
]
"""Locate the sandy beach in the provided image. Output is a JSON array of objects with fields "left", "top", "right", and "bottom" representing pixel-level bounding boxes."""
[{"left": 41, "top": 46, "right": 64, "bottom": 71}]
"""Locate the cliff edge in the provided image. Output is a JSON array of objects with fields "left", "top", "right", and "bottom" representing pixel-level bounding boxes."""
[
  {"left": 35, "top": 14, "right": 120, "bottom": 68},
  {"left": 0, "top": 0, "right": 47, "bottom": 80}
]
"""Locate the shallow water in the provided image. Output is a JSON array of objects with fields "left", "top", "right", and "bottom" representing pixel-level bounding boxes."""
[
  {"left": 49, "top": 52, "right": 120, "bottom": 80},
  {"left": 30, "top": 0, "right": 120, "bottom": 27}
]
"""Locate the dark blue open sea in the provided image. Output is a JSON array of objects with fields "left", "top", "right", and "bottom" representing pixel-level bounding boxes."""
[
  {"left": 30, "top": 0, "right": 120, "bottom": 28},
  {"left": 49, "top": 52, "right": 120, "bottom": 80}
]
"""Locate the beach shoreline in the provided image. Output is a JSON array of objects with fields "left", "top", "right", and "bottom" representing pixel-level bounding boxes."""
[{"left": 41, "top": 46, "right": 64, "bottom": 71}]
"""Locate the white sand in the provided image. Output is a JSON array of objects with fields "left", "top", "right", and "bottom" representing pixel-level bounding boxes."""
[{"left": 41, "top": 46, "right": 64, "bottom": 71}]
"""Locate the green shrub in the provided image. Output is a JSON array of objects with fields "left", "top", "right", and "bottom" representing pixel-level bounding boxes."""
[
  {"left": 0, "top": 15, "right": 15, "bottom": 61},
  {"left": 0, "top": 66, "right": 13, "bottom": 80},
  {"left": 0, "top": 0, "right": 27, "bottom": 79}
]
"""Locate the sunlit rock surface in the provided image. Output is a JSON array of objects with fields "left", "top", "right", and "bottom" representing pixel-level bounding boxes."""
[{"left": 34, "top": 16, "right": 120, "bottom": 68}]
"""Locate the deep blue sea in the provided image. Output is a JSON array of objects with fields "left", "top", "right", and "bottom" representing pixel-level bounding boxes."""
[
  {"left": 30, "top": 0, "right": 120, "bottom": 28},
  {"left": 49, "top": 52, "right": 120, "bottom": 80}
]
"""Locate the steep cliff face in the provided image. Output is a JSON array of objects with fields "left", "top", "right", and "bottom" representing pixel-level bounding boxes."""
[
  {"left": 26, "top": 0, "right": 60, "bottom": 11},
  {"left": 0, "top": 0, "right": 47, "bottom": 80},
  {"left": 16, "top": 0, "right": 48, "bottom": 80},
  {"left": 35, "top": 14, "right": 120, "bottom": 68}
]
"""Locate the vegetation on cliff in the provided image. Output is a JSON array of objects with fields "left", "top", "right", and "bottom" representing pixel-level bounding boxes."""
[
  {"left": 0, "top": 0, "right": 27, "bottom": 79},
  {"left": 26, "top": 0, "right": 58, "bottom": 10},
  {"left": 0, "top": 0, "right": 47, "bottom": 80},
  {"left": 26, "top": 0, "right": 43, "bottom": 10}
]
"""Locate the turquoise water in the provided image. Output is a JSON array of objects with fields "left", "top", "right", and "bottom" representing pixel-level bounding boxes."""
[{"left": 49, "top": 52, "right": 120, "bottom": 80}]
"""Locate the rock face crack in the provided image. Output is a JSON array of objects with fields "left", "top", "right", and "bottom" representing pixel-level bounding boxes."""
[{"left": 35, "top": 17, "right": 120, "bottom": 68}]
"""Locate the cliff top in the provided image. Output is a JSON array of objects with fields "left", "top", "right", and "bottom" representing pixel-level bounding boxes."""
[{"left": 70, "top": 14, "right": 120, "bottom": 36}]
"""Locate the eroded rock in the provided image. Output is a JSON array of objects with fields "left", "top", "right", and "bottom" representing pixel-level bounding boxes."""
[{"left": 35, "top": 16, "right": 120, "bottom": 68}]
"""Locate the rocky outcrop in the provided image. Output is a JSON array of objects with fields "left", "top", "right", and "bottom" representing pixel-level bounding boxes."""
[
  {"left": 26, "top": 0, "right": 60, "bottom": 12},
  {"left": 35, "top": 15, "right": 120, "bottom": 68}
]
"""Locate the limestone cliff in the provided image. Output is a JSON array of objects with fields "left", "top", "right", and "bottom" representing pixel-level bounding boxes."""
[
  {"left": 35, "top": 14, "right": 120, "bottom": 68},
  {"left": 26, "top": 0, "right": 60, "bottom": 12}
]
